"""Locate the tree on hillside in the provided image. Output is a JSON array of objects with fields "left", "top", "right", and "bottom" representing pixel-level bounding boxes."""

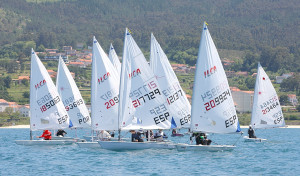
[{"left": 279, "top": 95, "right": 289, "bottom": 105}]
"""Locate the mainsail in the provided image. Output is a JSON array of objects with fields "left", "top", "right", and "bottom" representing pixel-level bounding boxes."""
[
  {"left": 108, "top": 43, "right": 121, "bottom": 74},
  {"left": 119, "top": 29, "right": 171, "bottom": 130},
  {"left": 150, "top": 33, "right": 191, "bottom": 128},
  {"left": 56, "top": 56, "right": 91, "bottom": 128},
  {"left": 91, "top": 37, "right": 120, "bottom": 131},
  {"left": 251, "top": 63, "right": 285, "bottom": 129},
  {"left": 30, "top": 49, "right": 69, "bottom": 131},
  {"left": 191, "top": 23, "right": 240, "bottom": 133}
]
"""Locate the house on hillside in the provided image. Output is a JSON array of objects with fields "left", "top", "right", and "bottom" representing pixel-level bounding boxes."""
[
  {"left": 287, "top": 94, "right": 298, "bottom": 106},
  {"left": 19, "top": 105, "right": 30, "bottom": 117},
  {"left": 0, "top": 99, "right": 19, "bottom": 113},
  {"left": 276, "top": 73, "right": 294, "bottom": 83},
  {"left": 47, "top": 70, "right": 57, "bottom": 78},
  {"left": 18, "top": 76, "right": 30, "bottom": 84},
  {"left": 231, "top": 87, "right": 254, "bottom": 113}
]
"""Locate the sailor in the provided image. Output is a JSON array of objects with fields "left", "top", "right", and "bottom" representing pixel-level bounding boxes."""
[
  {"left": 192, "top": 132, "right": 211, "bottom": 145},
  {"left": 56, "top": 129, "right": 67, "bottom": 137},
  {"left": 248, "top": 125, "right": 257, "bottom": 138},
  {"left": 37, "top": 130, "right": 52, "bottom": 140},
  {"left": 97, "top": 130, "right": 111, "bottom": 141},
  {"left": 130, "top": 130, "right": 143, "bottom": 142}
]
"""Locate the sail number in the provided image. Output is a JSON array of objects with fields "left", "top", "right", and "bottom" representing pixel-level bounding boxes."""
[
  {"left": 105, "top": 96, "right": 119, "bottom": 109},
  {"left": 201, "top": 80, "right": 228, "bottom": 102},
  {"left": 150, "top": 104, "right": 169, "bottom": 125},
  {"left": 204, "top": 89, "right": 231, "bottom": 111},
  {"left": 132, "top": 89, "right": 161, "bottom": 108},
  {"left": 225, "top": 115, "right": 237, "bottom": 128},
  {"left": 167, "top": 90, "right": 183, "bottom": 105},
  {"left": 180, "top": 114, "right": 191, "bottom": 126},
  {"left": 262, "top": 102, "right": 279, "bottom": 115},
  {"left": 65, "top": 99, "right": 84, "bottom": 111},
  {"left": 260, "top": 95, "right": 278, "bottom": 109},
  {"left": 77, "top": 113, "right": 90, "bottom": 124},
  {"left": 273, "top": 111, "right": 283, "bottom": 124},
  {"left": 57, "top": 114, "right": 68, "bottom": 124},
  {"left": 40, "top": 96, "right": 61, "bottom": 113}
]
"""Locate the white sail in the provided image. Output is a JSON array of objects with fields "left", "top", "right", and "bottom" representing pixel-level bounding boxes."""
[
  {"left": 191, "top": 23, "right": 240, "bottom": 133},
  {"left": 108, "top": 43, "right": 121, "bottom": 74},
  {"left": 91, "top": 37, "right": 120, "bottom": 131},
  {"left": 150, "top": 33, "right": 191, "bottom": 128},
  {"left": 56, "top": 56, "right": 91, "bottom": 128},
  {"left": 251, "top": 63, "right": 285, "bottom": 129},
  {"left": 119, "top": 28, "right": 171, "bottom": 130},
  {"left": 30, "top": 49, "right": 69, "bottom": 131}
]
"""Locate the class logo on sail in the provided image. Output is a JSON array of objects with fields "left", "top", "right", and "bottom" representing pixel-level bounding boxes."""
[
  {"left": 35, "top": 79, "right": 46, "bottom": 89},
  {"left": 204, "top": 66, "right": 217, "bottom": 78},
  {"left": 129, "top": 68, "right": 141, "bottom": 79},
  {"left": 98, "top": 72, "right": 111, "bottom": 84}
]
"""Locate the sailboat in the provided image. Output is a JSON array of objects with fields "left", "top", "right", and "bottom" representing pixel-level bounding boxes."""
[
  {"left": 244, "top": 63, "right": 285, "bottom": 142},
  {"left": 99, "top": 29, "right": 174, "bottom": 150},
  {"left": 150, "top": 33, "right": 191, "bottom": 130},
  {"left": 16, "top": 49, "right": 74, "bottom": 145},
  {"left": 176, "top": 22, "right": 241, "bottom": 151},
  {"left": 55, "top": 56, "right": 91, "bottom": 140},
  {"left": 108, "top": 43, "right": 121, "bottom": 74},
  {"left": 77, "top": 37, "right": 121, "bottom": 148}
]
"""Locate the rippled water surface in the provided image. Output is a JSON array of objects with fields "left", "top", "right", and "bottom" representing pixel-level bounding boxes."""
[{"left": 1, "top": 128, "right": 299, "bottom": 175}]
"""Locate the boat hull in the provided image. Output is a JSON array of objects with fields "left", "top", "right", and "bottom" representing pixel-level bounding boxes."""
[
  {"left": 76, "top": 142, "right": 101, "bottom": 148},
  {"left": 15, "top": 140, "right": 75, "bottom": 145},
  {"left": 98, "top": 141, "right": 175, "bottom": 150},
  {"left": 175, "top": 143, "right": 235, "bottom": 152},
  {"left": 243, "top": 136, "right": 267, "bottom": 142}
]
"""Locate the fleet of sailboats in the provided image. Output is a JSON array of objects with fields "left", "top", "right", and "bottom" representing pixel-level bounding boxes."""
[
  {"left": 244, "top": 63, "right": 286, "bottom": 142},
  {"left": 15, "top": 22, "right": 288, "bottom": 151}
]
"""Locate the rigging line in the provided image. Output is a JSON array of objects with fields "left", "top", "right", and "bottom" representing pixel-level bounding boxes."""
[{"left": 233, "top": 132, "right": 244, "bottom": 146}]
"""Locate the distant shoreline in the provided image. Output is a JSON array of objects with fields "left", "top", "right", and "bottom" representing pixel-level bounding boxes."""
[{"left": 1, "top": 125, "right": 300, "bottom": 129}]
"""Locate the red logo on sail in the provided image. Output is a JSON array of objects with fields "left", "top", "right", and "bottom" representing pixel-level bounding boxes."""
[
  {"left": 129, "top": 68, "right": 141, "bottom": 78},
  {"left": 35, "top": 80, "right": 46, "bottom": 89},
  {"left": 204, "top": 66, "right": 217, "bottom": 78},
  {"left": 98, "top": 72, "right": 111, "bottom": 84}
]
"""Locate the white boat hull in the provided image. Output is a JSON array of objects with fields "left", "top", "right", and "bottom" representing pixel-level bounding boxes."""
[
  {"left": 243, "top": 136, "right": 267, "bottom": 142},
  {"left": 76, "top": 142, "right": 101, "bottom": 148},
  {"left": 15, "top": 140, "right": 75, "bottom": 145},
  {"left": 98, "top": 141, "right": 175, "bottom": 150},
  {"left": 51, "top": 136, "right": 76, "bottom": 141},
  {"left": 175, "top": 143, "right": 235, "bottom": 152}
]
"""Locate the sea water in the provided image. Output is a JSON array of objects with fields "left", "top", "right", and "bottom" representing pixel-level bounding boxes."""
[{"left": 1, "top": 128, "right": 299, "bottom": 175}]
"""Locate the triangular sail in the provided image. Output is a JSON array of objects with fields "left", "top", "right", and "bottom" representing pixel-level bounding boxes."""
[
  {"left": 150, "top": 33, "right": 191, "bottom": 128},
  {"left": 30, "top": 49, "right": 69, "bottom": 131},
  {"left": 251, "top": 63, "right": 285, "bottom": 129},
  {"left": 191, "top": 23, "right": 240, "bottom": 133},
  {"left": 56, "top": 56, "right": 91, "bottom": 128},
  {"left": 91, "top": 37, "right": 120, "bottom": 131},
  {"left": 119, "top": 29, "right": 171, "bottom": 130},
  {"left": 108, "top": 43, "right": 121, "bottom": 74}
]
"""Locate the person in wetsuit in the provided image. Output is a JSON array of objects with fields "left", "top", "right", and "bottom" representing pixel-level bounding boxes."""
[
  {"left": 248, "top": 125, "right": 256, "bottom": 138},
  {"left": 192, "top": 132, "right": 212, "bottom": 145},
  {"left": 56, "top": 129, "right": 67, "bottom": 137}
]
